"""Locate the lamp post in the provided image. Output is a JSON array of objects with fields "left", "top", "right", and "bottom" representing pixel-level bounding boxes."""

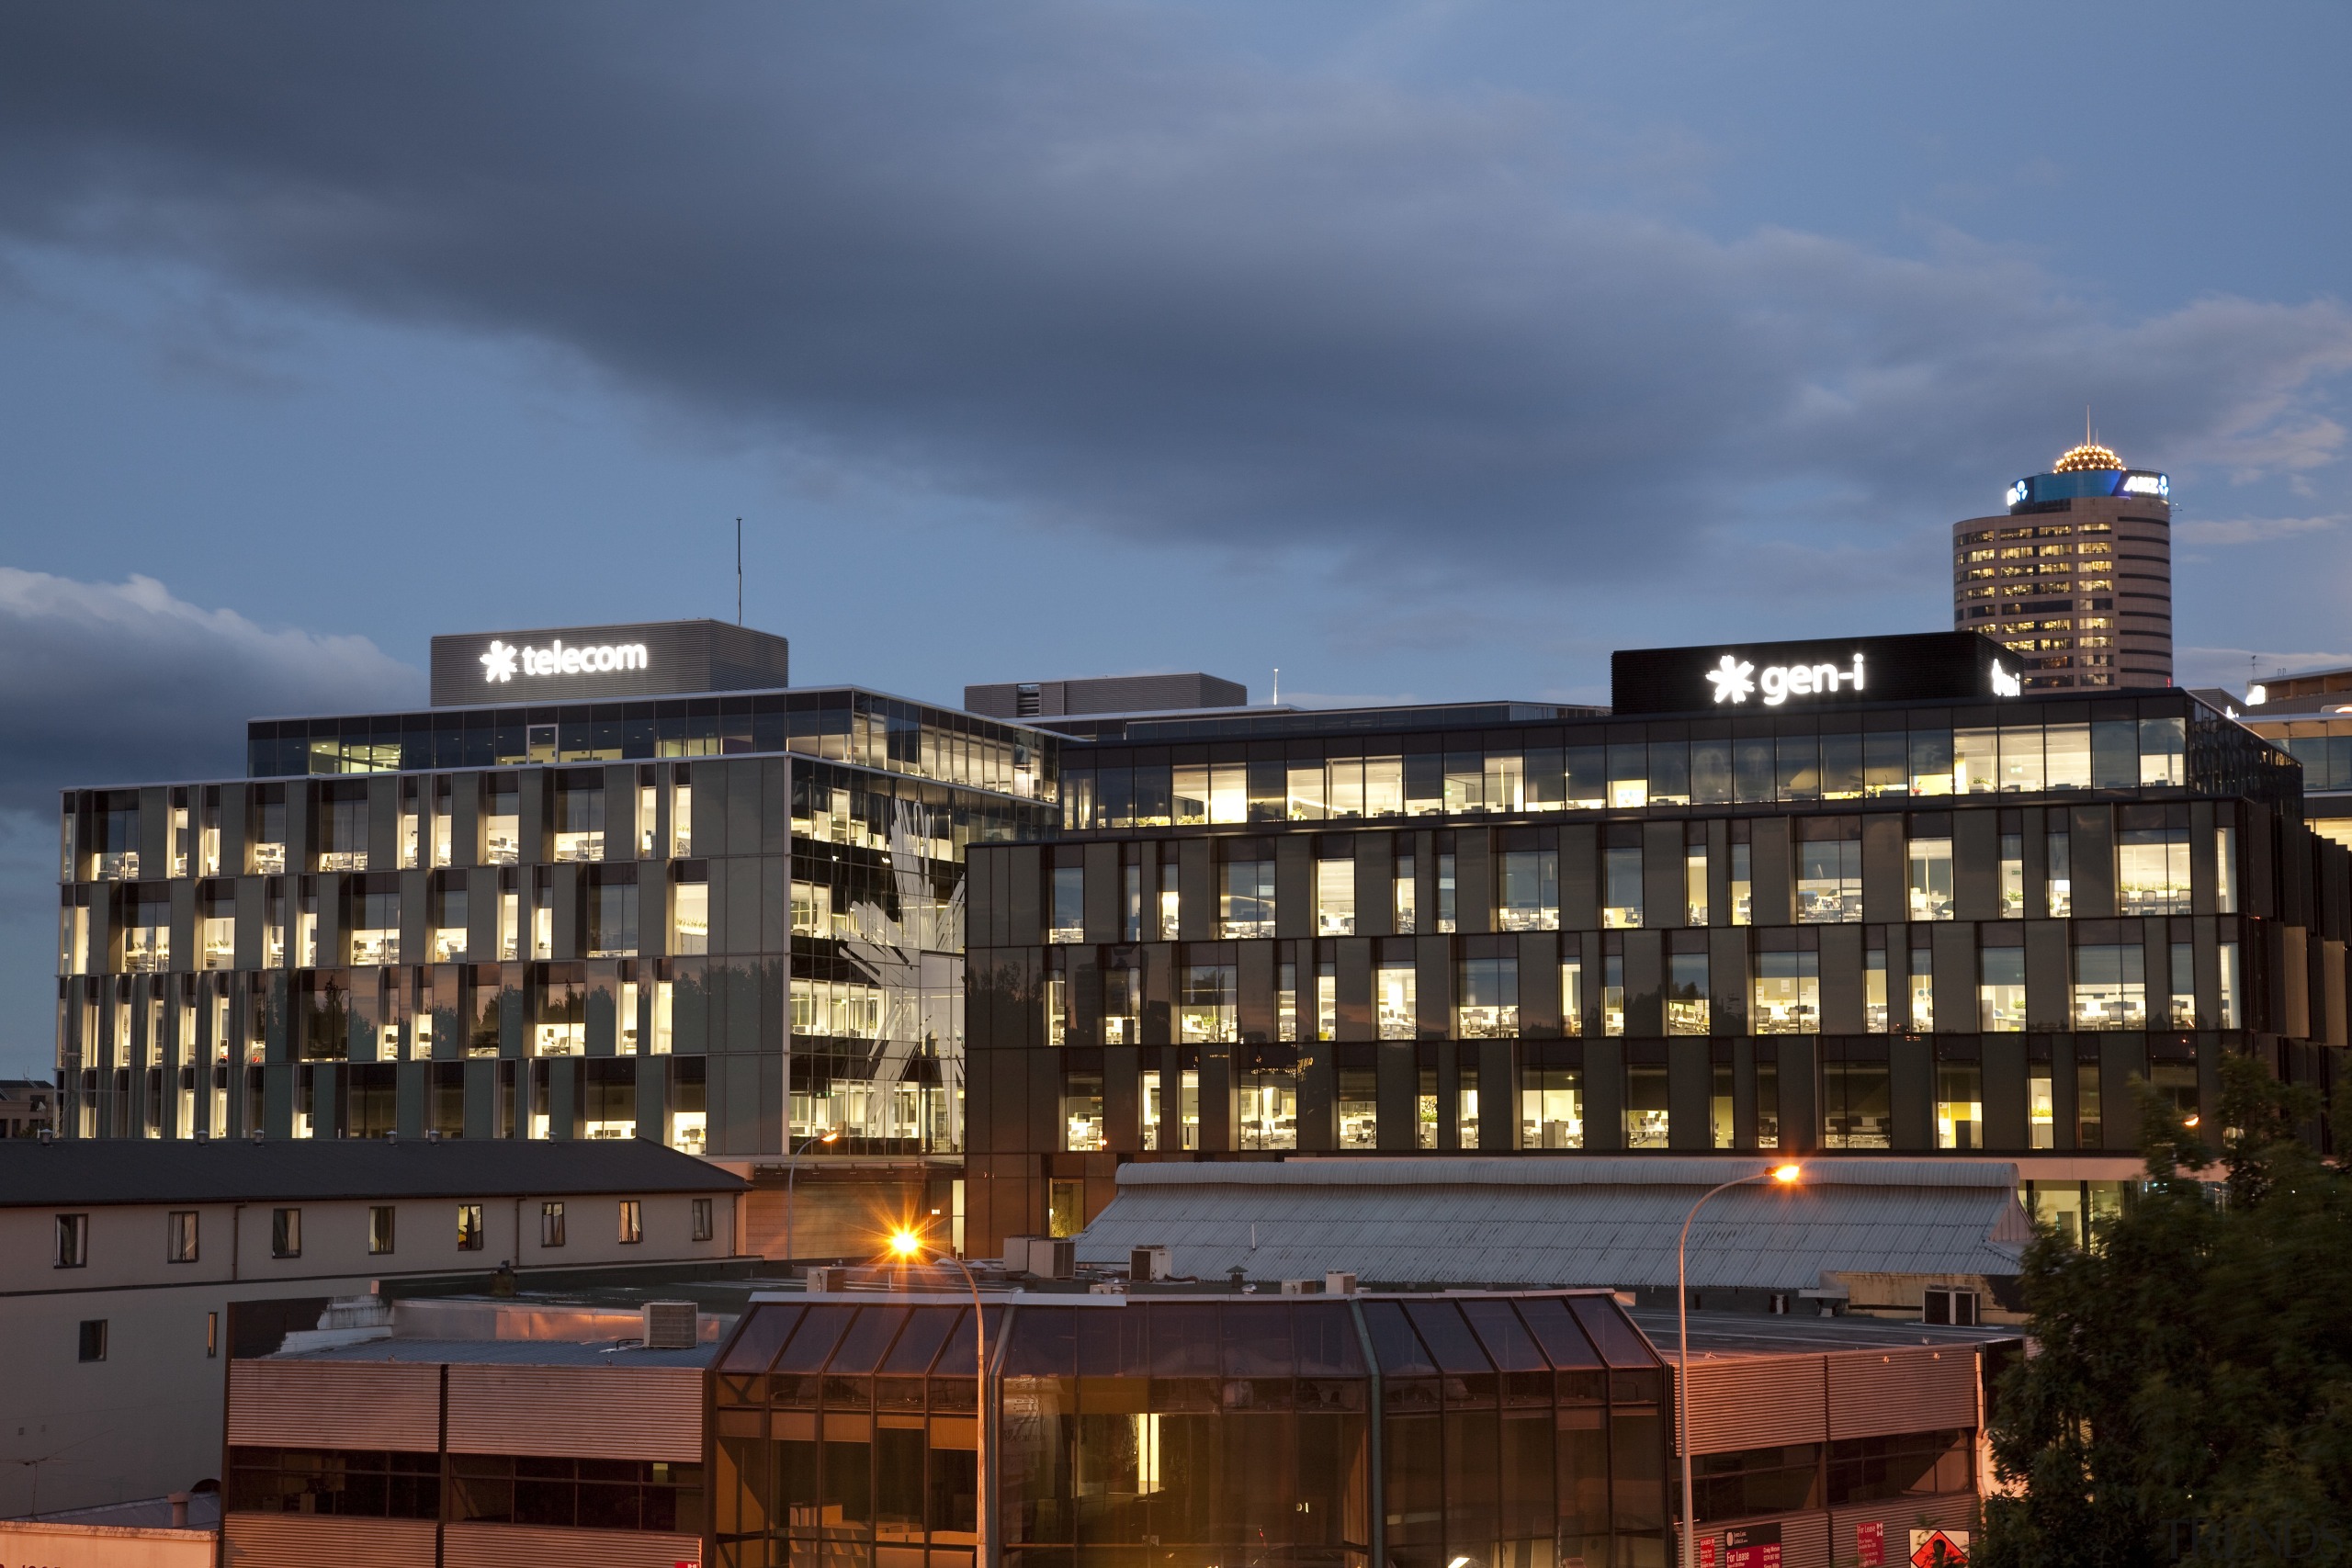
[
  {"left": 783, "top": 1128, "right": 839, "bottom": 1267},
  {"left": 1678, "top": 1162, "right": 1800, "bottom": 1568},
  {"left": 892, "top": 1229, "right": 988, "bottom": 1567}
]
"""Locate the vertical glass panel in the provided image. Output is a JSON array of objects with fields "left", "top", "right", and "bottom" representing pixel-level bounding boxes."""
[
  {"left": 1519, "top": 1066, "right": 1582, "bottom": 1148},
  {"left": 1690, "top": 738, "right": 1732, "bottom": 806},
  {"left": 1734, "top": 739, "right": 1775, "bottom": 804},
  {"left": 1908, "top": 838, "right": 1953, "bottom": 921},
  {"left": 1623, "top": 1064, "right": 1668, "bottom": 1148},
  {"left": 1602, "top": 848, "right": 1643, "bottom": 929},
  {"left": 1775, "top": 735, "right": 1819, "bottom": 803},
  {"left": 1607, "top": 744, "right": 1647, "bottom": 809},
  {"left": 1908, "top": 729, "right": 1954, "bottom": 795},
  {"left": 1980, "top": 948, "right": 2025, "bottom": 1031},
  {"left": 1565, "top": 747, "right": 1606, "bottom": 810},
  {"left": 1862, "top": 731, "right": 1907, "bottom": 797},
  {"left": 1525, "top": 748, "right": 1566, "bottom": 811},
  {"left": 1666, "top": 953, "right": 1708, "bottom": 1035},
  {"left": 1819, "top": 733, "right": 1863, "bottom": 800},
  {"left": 1999, "top": 726, "right": 2044, "bottom": 792},
  {"left": 1376, "top": 963, "right": 1417, "bottom": 1041},
  {"left": 1287, "top": 764, "right": 1328, "bottom": 821},
  {"left": 1822, "top": 1061, "right": 1892, "bottom": 1148},
  {"left": 2140, "top": 716, "right": 2186, "bottom": 786},
  {"left": 1648, "top": 741, "right": 1690, "bottom": 807},
  {"left": 2090, "top": 719, "right": 2138, "bottom": 789},
  {"left": 2045, "top": 724, "right": 2091, "bottom": 789},
  {"left": 1752, "top": 952, "right": 1819, "bottom": 1034},
  {"left": 1364, "top": 757, "right": 1405, "bottom": 817},
  {"left": 1954, "top": 728, "right": 1999, "bottom": 794}
]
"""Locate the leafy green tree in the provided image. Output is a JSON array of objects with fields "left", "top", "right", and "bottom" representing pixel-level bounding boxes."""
[{"left": 1983, "top": 1055, "right": 2352, "bottom": 1568}]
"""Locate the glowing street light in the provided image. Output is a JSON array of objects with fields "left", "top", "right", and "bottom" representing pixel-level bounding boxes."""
[
  {"left": 1678, "top": 1163, "right": 1801, "bottom": 1568},
  {"left": 888, "top": 1228, "right": 989, "bottom": 1566},
  {"left": 783, "top": 1128, "right": 840, "bottom": 1266}
]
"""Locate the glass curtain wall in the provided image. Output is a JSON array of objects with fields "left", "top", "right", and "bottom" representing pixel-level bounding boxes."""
[{"left": 711, "top": 1293, "right": 1668, "bottom": 1568}]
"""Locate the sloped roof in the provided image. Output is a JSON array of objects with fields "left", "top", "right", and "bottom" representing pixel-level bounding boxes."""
[
  {"left": 1075, "top": 1157, "right": 2029, "bottom": 1292},
  {"left": 0, "top": 1137, "right": 745, "bottom": 1207}
]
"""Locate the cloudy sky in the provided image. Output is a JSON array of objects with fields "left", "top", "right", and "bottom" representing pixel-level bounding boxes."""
[{"left": 1, "top": 1, "right": 2348, "bottom": 1068}]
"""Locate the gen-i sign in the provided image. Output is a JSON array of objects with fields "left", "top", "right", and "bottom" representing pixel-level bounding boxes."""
[{"left": 1708, "top": 651, "right": 1867, "bottom": 707}]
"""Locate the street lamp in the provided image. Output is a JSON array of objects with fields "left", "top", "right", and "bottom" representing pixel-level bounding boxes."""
[
  {"left": 890, "top": 1228, "right": 988, "bottom": 1567},
  {"left": 1678, "top": 1162, "right": 1800, "bottom": 1568},
  {"left": 783, "top": 1129, "right": 840, "bottom": 1266}
]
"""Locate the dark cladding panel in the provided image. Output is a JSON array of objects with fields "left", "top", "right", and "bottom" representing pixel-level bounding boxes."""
[
  {"left": 430, "top": 619, "right": 789, "bottom": 705},
  {"left": 1611, "top": 632, "right": 2018, "bottom": 716}
]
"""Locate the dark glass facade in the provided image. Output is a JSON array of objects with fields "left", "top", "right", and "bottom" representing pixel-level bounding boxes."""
[
  {"left": 709, "top": 1291, "right": 1671, "bottom": 1568},
  {"left": 966, "top": 688, "right": 2352, "bottom": 1251},
  {"left": 57, "top": 687, "right": 1058, "bottom": 1160}
]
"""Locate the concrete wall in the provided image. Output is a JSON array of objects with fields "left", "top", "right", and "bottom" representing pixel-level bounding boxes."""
[
  {"left": 0, "top": 1190, "right": 737, "bottom": 1517},
  {"left": 0, "top": 1519, "right": 214, "bottom": 1567}
]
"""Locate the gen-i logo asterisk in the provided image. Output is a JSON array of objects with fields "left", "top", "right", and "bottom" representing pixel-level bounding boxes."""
[
  {"left": 481, "top": 639, "right": 518, "bottom": 683},
  {"left": 1706, "top": 654, "right": 1755, "bottom": 705}
]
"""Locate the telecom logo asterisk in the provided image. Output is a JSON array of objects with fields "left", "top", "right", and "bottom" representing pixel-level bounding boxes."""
[
  {"left": 481, "top": 639, "right": 518, "bottom": 683},
  {"left": 1706, "top": 654, "right": 1755, "bottom": 705}
]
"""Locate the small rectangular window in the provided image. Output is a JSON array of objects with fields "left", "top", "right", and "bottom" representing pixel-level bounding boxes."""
[
  {"left": 368, "top": 1205, "right": 396, "bottom": 1256},
  {"left": 207, "top": 1311, "right": 219, "bottom": 1358},
  {"left": 78, "top": 1319, "right": 107, "bottom": 1362},
  {"left": 457, "top": 1202, "right": 485, "bottom": 1252},
  {"left": 167, "top": 1210, "right": 199, "bottom": 1264},
  {"left": 618, "top": 1199, "right": 643, "bottom": 1245},
  {"left": 692, "top": 1197, "right": 714, "bottom": 1243},
  {"left": 55, "top": 1213, "right": 89, "bottom": 1269},
  {"left": 541, "top": 1201, "right": 567, "bottom": 1248},
  {"left": 270, "top": 1208, "right": 300, "bottom": 1259}
]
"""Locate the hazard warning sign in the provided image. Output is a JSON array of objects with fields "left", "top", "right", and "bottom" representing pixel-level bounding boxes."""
[{"left": 1909, "top": 1529, "right": 1970, "bottom": 1567}]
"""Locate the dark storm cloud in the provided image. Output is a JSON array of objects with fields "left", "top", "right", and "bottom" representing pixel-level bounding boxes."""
[
  {"left": 0, "top": 1, "right": 2346, "bottom": 574},
  {"left": 0, "top": 570, "right": 419, "bottom": 810}
]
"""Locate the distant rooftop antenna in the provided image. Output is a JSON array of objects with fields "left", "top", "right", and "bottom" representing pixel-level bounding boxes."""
[
  {"left": 1272, "top": 668, "right": 1279, "bottom": 705},
  {"left": 735, "top": 518, "right": 743, "bottom": 626}
]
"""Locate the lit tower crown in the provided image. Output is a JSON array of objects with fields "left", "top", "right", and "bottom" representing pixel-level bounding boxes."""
[{"left": 2052, "top": 441, "right": 2125, "bottom": 473}]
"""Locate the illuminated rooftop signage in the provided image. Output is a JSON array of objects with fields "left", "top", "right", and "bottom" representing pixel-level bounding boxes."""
[
  {"left": 2008, "top": 468, "right": 2169, "bottom": 509},
  {"left": 1612, "top": 631, "right": 2021, "bottom": 715},
  {"left": 427, "top": 620, "right": 790, "bottom": 707}
]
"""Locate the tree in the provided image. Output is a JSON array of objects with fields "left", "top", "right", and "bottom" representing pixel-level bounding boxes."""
[{"left": 1982, "top": 1055, "right": 2352, "bottom": 1567}]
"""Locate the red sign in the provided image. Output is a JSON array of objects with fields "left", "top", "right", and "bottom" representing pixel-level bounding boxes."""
[
  {"left": 1698, "top": 1539, "right": 1716, "bottom": 1568},
  {"left": 1725, "top": 1523, "right": 1782, "bottom": 1568},
  {"left": 1910, "top": 1529, "right": 1970, "bottom": 1567},
  {"left": 1857, "top": 1521, "right": 1885, "bottom": 1566}
]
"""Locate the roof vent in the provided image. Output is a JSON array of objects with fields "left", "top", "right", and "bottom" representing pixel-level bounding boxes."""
[{"left": 641, "top": 1301, "right": 698, "bottom": 1349}]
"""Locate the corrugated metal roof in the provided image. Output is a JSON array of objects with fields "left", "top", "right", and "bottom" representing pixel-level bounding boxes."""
[
  {"left": 1075, "top": 1156, "right": 2026, "bottom": 1292},
  {"left": 0, "top": 1137, "right": 745, "bottom": 1207}
]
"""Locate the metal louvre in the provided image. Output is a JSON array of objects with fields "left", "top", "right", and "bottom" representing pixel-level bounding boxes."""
[
  {"left": 443, "top": 1522, "right": 704, "bottom": 1568},
  {"left": 1826, "top": 1347, "right": 1978, "bottom": 1439},
  {"left": 446, "top": 1364, "right": 702, "bottom": 1459},
  {"left": 227, "top": 1361, "right": 440, "bottom": 1450},
  {"left": 222, "top": 1513, "right": 436, "bottom": 1567},
  {"left": 1679, "top": 1354, "right": 1827, "bottom": 1452}
]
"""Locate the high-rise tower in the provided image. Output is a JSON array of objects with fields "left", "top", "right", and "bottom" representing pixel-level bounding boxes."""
[{"left": 1952, "top": 437, "right": 2173, "bottom": 689}]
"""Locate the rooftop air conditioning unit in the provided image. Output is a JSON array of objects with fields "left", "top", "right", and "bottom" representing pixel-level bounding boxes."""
[
  {"left": 1130, "top": 1246, "right": 1172, "bottom": 1282},
  {"left": 641, "top": 1302, "right": 697, "bottom": 1349},
  {"left": 805, "top": 1266, "right": 847, "bottom": 1294},
  {"left": 1324, "top": 1271, "right": 1358, "bottom": 1295},
  {"left": 1279, "top": 1280, "right": 1317, "bottom": 1295},
  {"left": 1035, "top": 1239, "right": 1076, "bottom": 1280}
]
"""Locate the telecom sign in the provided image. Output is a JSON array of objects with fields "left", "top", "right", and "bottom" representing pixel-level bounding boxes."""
[
  {"left": 1611, "top": 631, "right": 2022, "bottom": 716},
  {"left": 427, "top": 619, "right": 790, "bottom": 707}
]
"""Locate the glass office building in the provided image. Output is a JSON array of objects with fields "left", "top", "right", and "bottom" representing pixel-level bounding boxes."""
[
  {"left": 53, "top": 621, "right": 1059, "bottom": 1163},
  {"left": 1952, "top": 439, "right": 2174, "bottom": 690},
  {"left": 965, "top": 631, "right": 2349, "bottom": 1252},
  {"left": 710, "top": 1289, "right": 1671, "bottom": 1568}
]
